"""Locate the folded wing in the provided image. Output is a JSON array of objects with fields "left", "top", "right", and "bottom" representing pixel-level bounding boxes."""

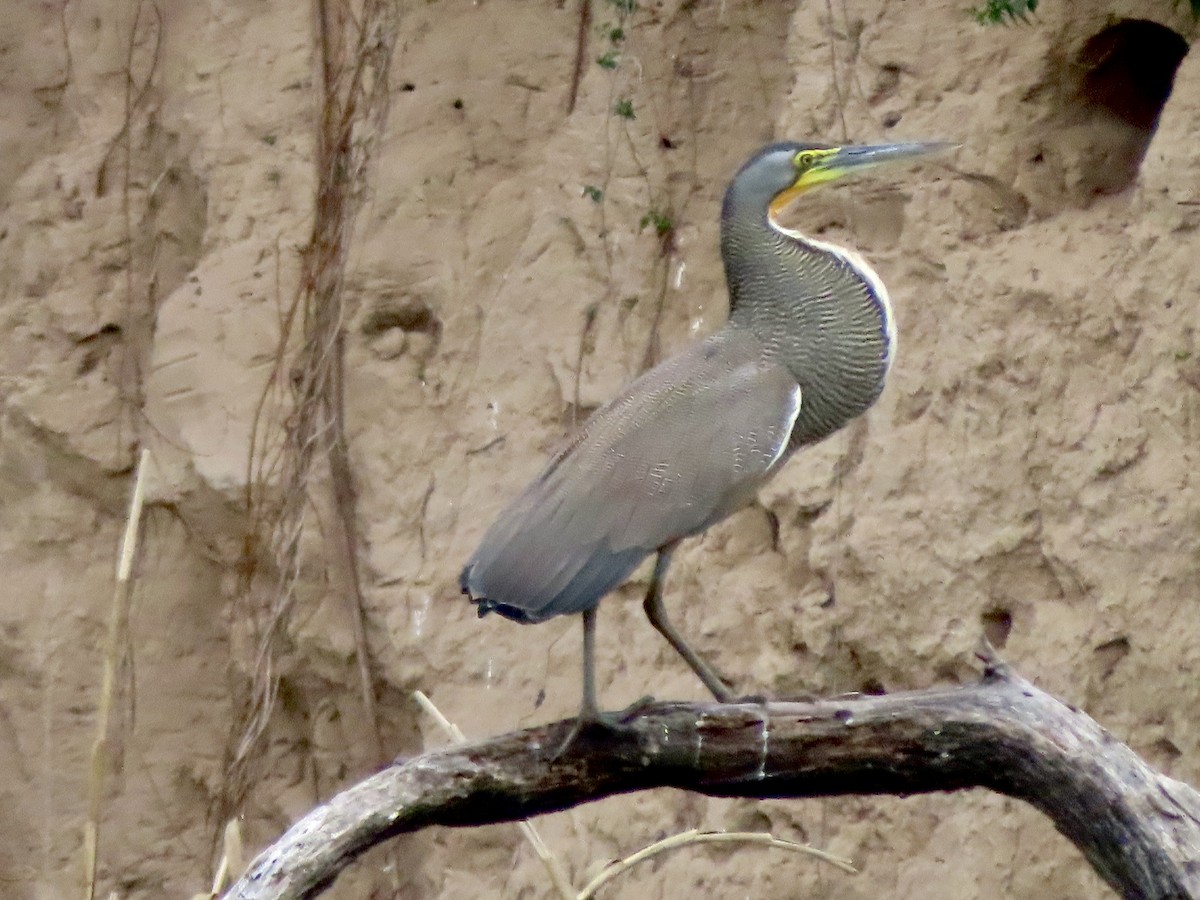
[{"left": 462, "top": 326, "right": 802, "bottom": 622}]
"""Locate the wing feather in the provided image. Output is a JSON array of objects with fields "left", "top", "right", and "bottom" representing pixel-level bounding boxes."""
[{"left": 463, "top": 326, "right": 801, "bottom": 622}]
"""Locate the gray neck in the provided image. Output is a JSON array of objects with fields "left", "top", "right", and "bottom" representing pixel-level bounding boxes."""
[{"left": 720, "top": 185, "right": 894, "bottom": 448}]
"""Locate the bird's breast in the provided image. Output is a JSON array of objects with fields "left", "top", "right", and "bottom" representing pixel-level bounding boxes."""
[{"left": 726, "top": 223, "right": 895, "bottom": 447}]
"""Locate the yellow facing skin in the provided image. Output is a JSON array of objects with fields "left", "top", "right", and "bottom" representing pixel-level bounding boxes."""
[
  {"left": 767, "top": 142, "right": 955, "bottom": 222},
  {"left": 767, "top": 148, "right": 849, "bottom": 221}
]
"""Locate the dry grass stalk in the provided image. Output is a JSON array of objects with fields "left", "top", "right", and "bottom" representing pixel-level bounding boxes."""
[
  {"left": 83, "top": 448, "right": 151, "bottom": 900},
  {"left": 577, "top": 828, "right": 856, "bottom": 899},
  {"left": 191, "top": 819, "right": 244, "bottom": 899},
  {"left": 413, "top": 691, "right": 576, "bottom": 900}
]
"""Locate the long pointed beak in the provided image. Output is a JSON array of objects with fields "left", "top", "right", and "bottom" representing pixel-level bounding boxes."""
[
  {"left": 821, "top": 141, "right": 957, "bottom": 177},
  {"left": 769, "top": 140, "right": 956, "bottom": 220}
]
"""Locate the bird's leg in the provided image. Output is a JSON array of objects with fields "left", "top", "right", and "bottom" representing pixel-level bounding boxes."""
[
  {"left": 554, "top": 606, "right": 617, "bottom": 757},
  {"left": 579, "top": 604, "right": 601, "bottom": 721},
  {"left": 643, "top": 544, "right": 735, "bottom": 703}
]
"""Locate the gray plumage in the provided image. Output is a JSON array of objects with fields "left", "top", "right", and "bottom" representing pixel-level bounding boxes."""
[
  {"left": 465, "top": 326, "right": 801, "bottom": 623},
  {"left": 459, "top": 139, "right": 948, "bottom": 724},
  {"left": 720, "top": 148, "right": 894, "bottom": 449}
]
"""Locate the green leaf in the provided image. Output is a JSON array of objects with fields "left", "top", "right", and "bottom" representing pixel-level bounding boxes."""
[
  {"left": 614, "top": 98, "right": 635, "bottom": 119},
  {"left": 969, "top": 0, "right": 1037, "bottom": 25},
  {"left": 639, "top": 209, "right": 672, "bottom": 236}
]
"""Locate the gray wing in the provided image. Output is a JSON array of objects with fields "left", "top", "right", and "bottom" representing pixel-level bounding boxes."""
[{"left": 462, "top": 326, "right": 802, "bottom": 623}]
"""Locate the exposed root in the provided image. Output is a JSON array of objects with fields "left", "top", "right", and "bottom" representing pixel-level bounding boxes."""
[{"left": 217, "top": 0, "right": 399, "bottom": 855}]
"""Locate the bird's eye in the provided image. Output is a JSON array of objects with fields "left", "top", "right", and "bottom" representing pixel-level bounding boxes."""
[{"left": 796, "top": 151, "right": 817, "bottom": 170}]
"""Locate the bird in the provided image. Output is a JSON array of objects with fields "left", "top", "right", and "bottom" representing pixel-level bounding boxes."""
[{"left": 460, "top": 139, "right": 951, "bottom": 733}]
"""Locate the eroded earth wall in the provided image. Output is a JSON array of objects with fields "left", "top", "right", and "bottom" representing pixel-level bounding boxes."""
[{"left": 0, "top": 1, "right": 1197, "bottom": 897}]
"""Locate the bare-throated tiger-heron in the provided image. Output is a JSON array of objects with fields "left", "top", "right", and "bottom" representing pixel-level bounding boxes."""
[{"left": 460, "top": 140, "right": 951, "bottom": 731}]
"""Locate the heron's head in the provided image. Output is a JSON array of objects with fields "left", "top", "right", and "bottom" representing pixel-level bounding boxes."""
[{"left": 731, "top": 140, "right": 955, "bottom": 224}]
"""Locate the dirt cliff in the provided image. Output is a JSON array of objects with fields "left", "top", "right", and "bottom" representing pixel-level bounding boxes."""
[{"left": 0, "top": 0, "right": 1196, "bottom": 897}]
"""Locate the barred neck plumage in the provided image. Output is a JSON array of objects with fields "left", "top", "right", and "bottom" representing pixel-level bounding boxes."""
[{"left": 720, "top": 186, "right": 895, "bottom": 449}]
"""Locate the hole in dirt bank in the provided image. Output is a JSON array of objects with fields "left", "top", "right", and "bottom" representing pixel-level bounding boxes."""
[
  {"left": 980, "top": 607, "right": 1013, "bottom": 649},
  {"left": 359, "top": 295, "right": 443, "bottom": 365},
  {"left": 1150, "top": 737, "right": 1182, "bottom": 765},
  {"left": 1072, "top": 19, "right": 1188, "bottom": 194},
  {"left": 1020, "top": 19, "right": 1190, "bottom": 212},
  {"left": 1078, "top": 20, "right": 1188, "bottom": 132},
  {"left": 859, "top": 677, "right": 886, "bottom": 696},
  {"left": 74, "top": 323, "right": 123, "bottom": 376},
  {"left": 361, "top": 297, "right": 440, "bottom": 337},
  {"left": 1093, "top": 635, "right": 1131, "bottom": 679}
]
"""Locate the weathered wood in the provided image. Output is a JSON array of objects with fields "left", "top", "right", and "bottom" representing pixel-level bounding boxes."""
[{"left": 225, "top": 662, "right": 1200, "bottom": 899}]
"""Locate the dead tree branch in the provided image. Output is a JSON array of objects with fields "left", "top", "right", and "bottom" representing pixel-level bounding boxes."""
[{"left": 225, "top": 661, "right": 1200, "bottom": 900}]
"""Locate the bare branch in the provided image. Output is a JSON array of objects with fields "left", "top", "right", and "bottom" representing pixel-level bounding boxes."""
[{"left": 225, "top": 665, "right": 1200, "bottom": 900}]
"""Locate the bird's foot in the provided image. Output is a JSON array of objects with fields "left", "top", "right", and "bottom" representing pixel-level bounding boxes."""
[
  {"left": 551, "top": 708, "right": 643, "bottom": 760},
  {"left": 551, "top": 716, "right": 608, "bottom": 760},
  {"left": 616, "top": 694, "right": 657, "bottom": 718}
]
